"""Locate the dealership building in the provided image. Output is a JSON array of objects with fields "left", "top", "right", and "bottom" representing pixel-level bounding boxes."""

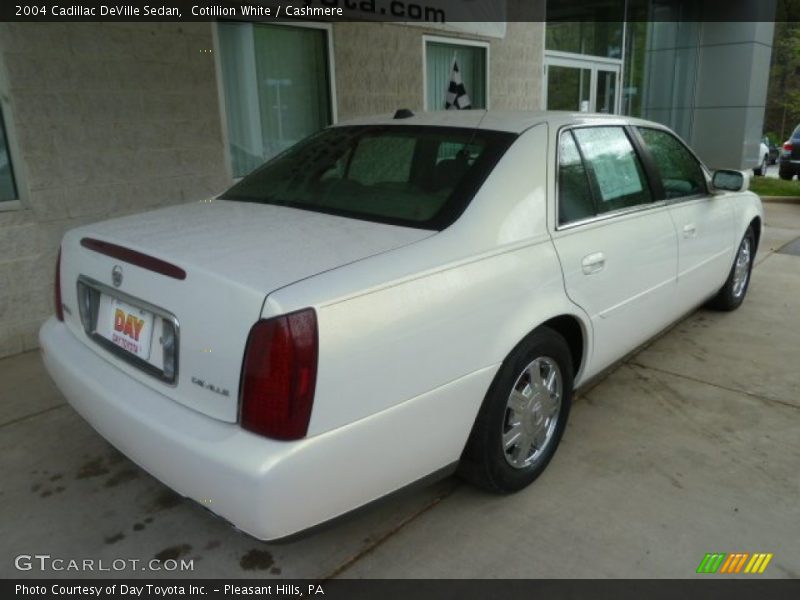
[{"left": 0, "top": 0, "right": 777, "bottom": 357}]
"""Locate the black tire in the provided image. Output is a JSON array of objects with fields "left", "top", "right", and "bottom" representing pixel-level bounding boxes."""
[
  {"left": 458, "top": 327, "right": 573, "bottom": 493},
  {"left": 779, "top": 168, "right": 794, "bottom": 181},
  {"left": 707, "top": 227, "right": 755, "bottom": 311},
  {"left": 754, "top": 155, "right": 768, "bottom": 176}
]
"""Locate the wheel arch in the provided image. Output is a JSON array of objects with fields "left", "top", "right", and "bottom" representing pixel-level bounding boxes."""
[
  {"left": 499, "top": 311, "right": 590, "bottom": 388},
  {"left": 539, "top": 314, "right": 586, "bottom": 379}
]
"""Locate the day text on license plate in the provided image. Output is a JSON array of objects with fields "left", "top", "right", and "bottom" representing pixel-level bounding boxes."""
[{"left": 105, "top": 297, "right": 154, "bottom": 361}]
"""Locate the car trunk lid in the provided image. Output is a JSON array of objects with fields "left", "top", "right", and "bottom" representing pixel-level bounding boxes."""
[{"left": 59, "top": 200, "right": 433, "bottom": 423}]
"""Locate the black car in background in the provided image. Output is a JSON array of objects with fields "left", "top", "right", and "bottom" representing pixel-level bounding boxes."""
[{"left": 779, "top": 127, "right": 800, "bottom": 180}]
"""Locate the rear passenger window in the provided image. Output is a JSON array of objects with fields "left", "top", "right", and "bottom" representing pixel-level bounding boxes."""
[
  {"left": 558, "top": 132, "right": 595, "bottom": 225},
  {"left": 572, "top": 127, "right": 653, "bottom": 214},
  {"left": 637, "top": 127, "right": 707, "bottom": 199}
]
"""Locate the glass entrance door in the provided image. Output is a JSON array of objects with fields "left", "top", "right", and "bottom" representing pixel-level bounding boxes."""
[
  {"left": 594, "top": 69, "right": 618, "bottom": 114},
  {"left": 545, "top": 57, "right": 620, "bottom": 114}
]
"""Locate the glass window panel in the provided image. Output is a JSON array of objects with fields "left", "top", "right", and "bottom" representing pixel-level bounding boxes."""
[
  {"left": 0, "top": 105, "right": 18, "bottom": 202},
  {"left": 218, "top": 23, "right": 331, "bottom": 178},
  {"left": 547, "top": 66, "right": 591, "bottom": 111},
  {"left": 595, "top": 70, "right": 617, "bottom": 114},
  {"left": 545, "top": 20, "right": 624, "bottom": 59},
  {"left": 254, "top": 24, "right": 331, "bottom": 159},
  {"left": 573, "top": 127, "right": 652, "bottom": 213},
  {"left": 426, "top": 42, "right": 486, "bottom": 110},
  {"left": 558, "top": 132, "right": 595, "bottom": 224},
  {"left": 622, "top": 16, "right": 700, "bottom": 140},
  {"left": 437, "top": 141, "right": 483, "bottom": 163},
  {"left": 218, "top": 22, "right": 263, "bottom": 177},
  {"left": 638, "top": 127, "right": 707, "bottom": 199},
  {"left": 622, "top": 20, "right": 647, "bottom": 117},
  {"left": 221, "top": 126, "right": 514, "bottom": 229},
  {"left": 347, "top": 136, "right": 416, "bottom": 186}
]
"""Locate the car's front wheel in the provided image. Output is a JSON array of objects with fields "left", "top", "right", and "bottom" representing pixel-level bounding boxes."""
[
  {"left": 707, "top": 226, "right": 755, "bottom": 311},
  {"left": 459, "top": 327, "right": 573, "bottom": 493}
]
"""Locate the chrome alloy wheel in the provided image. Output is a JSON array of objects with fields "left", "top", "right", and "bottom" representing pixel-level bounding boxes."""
[
  {"left": 502, "top": 357, "right": 562, "bottom": 469},
  {"left": 732, "top": 236, "right": 752, "bottom": 299}
]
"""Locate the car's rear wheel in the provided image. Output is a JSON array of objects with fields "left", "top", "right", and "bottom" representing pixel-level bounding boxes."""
[
  {"left": 779, "top": 167, "right": 794, "bottom": 180},
  {"left": 459, "top": 327, "right": 573, "bottom": 493},
  {"left": 707, "top": 227, "right": 755, "bottom": 311}
]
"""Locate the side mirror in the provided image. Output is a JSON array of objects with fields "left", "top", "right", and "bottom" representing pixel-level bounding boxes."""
[{"left": 712, "top": 169, "right": 748, "bottom": 193}]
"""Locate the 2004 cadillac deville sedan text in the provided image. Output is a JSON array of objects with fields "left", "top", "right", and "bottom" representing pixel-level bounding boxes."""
[{"left": 40, "top": 111, "right": 763, "bottom": 540}]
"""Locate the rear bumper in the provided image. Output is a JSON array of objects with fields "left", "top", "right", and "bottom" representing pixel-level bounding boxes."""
[{"left": 39, "top": 318, "right": 492, "bottom": 540}]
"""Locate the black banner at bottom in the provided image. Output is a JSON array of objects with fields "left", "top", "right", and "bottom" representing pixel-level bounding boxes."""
[{"left": 6, "top": 579, "right": 800, "bottom": 600}]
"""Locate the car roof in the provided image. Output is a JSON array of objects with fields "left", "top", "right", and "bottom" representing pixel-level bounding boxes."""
[{"left": 334, "top": 110, "right": 664, "bottom": 134}]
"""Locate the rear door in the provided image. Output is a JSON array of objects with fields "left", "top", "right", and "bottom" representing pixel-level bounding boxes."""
[
  {"left": 550, "top": 125, "right": 679, "bottom": 377},
  {"left": 635, "top": 127, "right": 735, "bottom": 311}
]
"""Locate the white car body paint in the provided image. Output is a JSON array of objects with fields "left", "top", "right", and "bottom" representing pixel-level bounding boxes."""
[{"left": 40, "top": 111, "right": 763, "bottom": 540}]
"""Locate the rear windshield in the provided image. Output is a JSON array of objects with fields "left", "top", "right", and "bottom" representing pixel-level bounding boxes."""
[{"left": 220, "top": 125, "right": 516, "bottom": 230}]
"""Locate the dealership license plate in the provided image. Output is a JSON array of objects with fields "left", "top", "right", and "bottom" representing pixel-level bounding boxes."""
[{"left": 101, "top": 297, "right": 155, "bottom": 361}]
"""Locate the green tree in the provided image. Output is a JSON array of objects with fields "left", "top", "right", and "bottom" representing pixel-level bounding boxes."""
[{"left": 766, "top": 2, "right": 800, "bottom": 141}]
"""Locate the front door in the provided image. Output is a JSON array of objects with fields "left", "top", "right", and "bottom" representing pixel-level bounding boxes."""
[
  {"left": 545, "top": 57, "right": 621, "bottom": 114},
  {"left": 634, "top": 126, "right": 736, "bottom": 310}
]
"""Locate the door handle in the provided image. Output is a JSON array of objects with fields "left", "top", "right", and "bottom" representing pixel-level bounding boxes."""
[
  {"left": 581, "top": 252, "right": 606, "bottom": 275},
  {"left": 682, "top": 223, "right": 697, "bottom": 238}
]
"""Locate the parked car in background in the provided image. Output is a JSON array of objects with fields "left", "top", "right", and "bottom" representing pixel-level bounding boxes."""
[
  {"left": 40, "top": 111, "right": 763, "bottom": 540},
  {"left": 754, "top": 139, "right": 770, "bottom": 176},
  {"left": 779, "top": 125, "right": 800, "bottom": 180},
  {"left": 764, "top": 136, "right": 779, "bottom": 165}
]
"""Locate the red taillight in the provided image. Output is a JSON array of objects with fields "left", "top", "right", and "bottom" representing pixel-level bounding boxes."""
[
  {"left": 240, "top": 309, "right": 318, "bottom": 440},
  {"left": 55, "top": 248, "right": 64, "bottom": 321},
  {"left": 784, "top": 142, "right": 793, "bottom": 152}
]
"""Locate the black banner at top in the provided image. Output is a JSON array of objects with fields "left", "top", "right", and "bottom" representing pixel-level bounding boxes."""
[{"left": 2, "top": 0, "right": 800, "bottom": 23}]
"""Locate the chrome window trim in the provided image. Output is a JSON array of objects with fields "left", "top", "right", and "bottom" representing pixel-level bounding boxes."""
[
  {"left": 76, "top": 275, "right": 180, "bottom": 386},
  {"left": 665, "top": 192, "right": 710, "bottom": 205},
  {"left": 554, "top": 123, "right": 664, "bottom": 232},
  {"left": 556, "top": 198, "right": 670, "bottom": 232}
]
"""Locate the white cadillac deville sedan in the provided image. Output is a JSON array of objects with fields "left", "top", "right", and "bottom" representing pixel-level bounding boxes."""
[{"left": 40, "top": 111, "right": 762, "bottom": 540}]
